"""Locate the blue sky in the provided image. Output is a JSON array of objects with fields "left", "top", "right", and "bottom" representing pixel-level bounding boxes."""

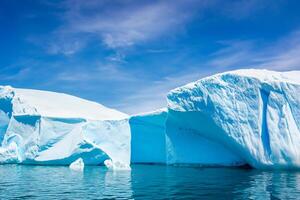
[{"left": 1, "top": 0, "right": 300, "bottom": 114}]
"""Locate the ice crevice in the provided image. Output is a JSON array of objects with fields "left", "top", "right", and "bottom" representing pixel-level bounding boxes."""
[{"left": 260, "top": 89, "right": 271, "bottom": 159}]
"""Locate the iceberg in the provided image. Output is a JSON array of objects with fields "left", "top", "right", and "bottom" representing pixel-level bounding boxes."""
[
  {"left": 0, "top": 86, "right": 131, "bottom": 167},
  {"left": 69, "top": 157, "right": 84, "bottom": 171},
  {"left": 130, "top": 109, "right": 167, "bottom": 164},
  {"left": 167, "top": 69, "right": 300, "bottom": 169},
  {"left": 0, "top": 69, "right": 299, "bottom": 170}
]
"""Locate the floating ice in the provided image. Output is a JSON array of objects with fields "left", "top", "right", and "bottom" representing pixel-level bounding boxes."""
[
  {"left": 104, "top": 159, "right": 131, "bottom": 171},
  {"left": 69, "top": 158, "right": 84, "bottom": 171},
  {"left": 0, "top": 142, "right": 20, "bottom": 164}
]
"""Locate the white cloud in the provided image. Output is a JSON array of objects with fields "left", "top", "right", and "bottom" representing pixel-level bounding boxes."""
[
  {"left": 253, "top": 31, "right": 300, "bottom": 70},
  {"left": 0, "top": 67, "right": 31, "bottom": 81},
  {"left": 56, "top": 61, "right": 136, "bottom": 83},
  {"left": 207, "top": 31, "right": 300, "bottom": 71},
  {"left": 47, "top": 0, "right": 213, "bottom": 54},
  {"left": 47, "top": 35, "right": 87, "bottom": 56},
  {"left": 208, "top": 40, "right": 255, "bottom": 68},
  {"left": 66, "top": 1, "right": 193, "bottom": 47},
  {"left": 41, "top": 0, "right": 280, "bottom": 56}
]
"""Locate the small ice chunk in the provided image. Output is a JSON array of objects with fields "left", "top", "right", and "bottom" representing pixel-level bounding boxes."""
[
  {"left": 0, "top": 142, "right": 20, "bottom": 164},
  {"left": 104, "top": 159, "right": 130, "bottom": 171},
  {"left": 69, "top": 158, "right": 84, "bottom": 171}
]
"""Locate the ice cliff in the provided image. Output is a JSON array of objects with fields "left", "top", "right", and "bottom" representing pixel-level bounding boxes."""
[
  {"left": 129, "top": 108, "right": 244, "bottom": 167},
  {"left": 167, "top": 69, "right": 300, "bottom": 169},
  {"left": 130, "top": 109, "right": 167, "bottom": 164},
  {"left": 0, "top": 86, "right": 131, "bottom": 168}
]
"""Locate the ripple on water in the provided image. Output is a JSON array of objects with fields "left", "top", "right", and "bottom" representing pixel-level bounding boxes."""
[{"left": 0, "top": 165, "right": 300, "bottom": 199}]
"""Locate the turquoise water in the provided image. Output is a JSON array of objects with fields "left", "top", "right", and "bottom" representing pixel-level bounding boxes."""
[{"left": 0, "top": 165, "right": 300, "bottom": 199}]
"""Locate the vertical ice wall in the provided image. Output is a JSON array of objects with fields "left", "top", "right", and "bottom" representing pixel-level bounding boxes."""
[
  {"left": 166, "top": 109, "right": 245, "bottom": 166},
  {"left": 130, "top": 109, "right": 167, "bottom": 164},
  {"left": 129, "top": 108, "right": 244, "bottom": 166}
]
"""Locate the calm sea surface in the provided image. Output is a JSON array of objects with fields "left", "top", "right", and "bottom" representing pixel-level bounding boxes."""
[{"left": 0, "top": 164, "right": 299, "bottom": 199}]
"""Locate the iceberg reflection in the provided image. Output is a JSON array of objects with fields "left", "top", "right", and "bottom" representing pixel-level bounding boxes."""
[{"left": 0, "top": 165, "right": 300, "bottom": 199}]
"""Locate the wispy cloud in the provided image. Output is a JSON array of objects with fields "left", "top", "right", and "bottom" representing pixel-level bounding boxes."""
[
  {"left": 41, "top": 0, "right": 280, "bottom": 58},
  {"left": 60, "top": 0, "right": 208, "bottom": 49},
  {"left": 253, "top": 31, "right": 300, "bottom": 70},
  {"left": 208, "top": 40, "right": 256, "bottom": 68},
  {"left": 47, "top": 34, "right": 87, "bottom": 56},
  {"left": 56, "top": 62, "right": 135, "bottom": 83},
  {"left": 27, "top": 0, "right": 279, "bottom": 57},
  {"left": 0, "top": 66, "right": 31, "bottom": 81},
  {"left": 45, "top": 0, "right": 213, "bottom": 55},
  {"left": 207, "top": 30, "right": 300, "bottom": 71}
]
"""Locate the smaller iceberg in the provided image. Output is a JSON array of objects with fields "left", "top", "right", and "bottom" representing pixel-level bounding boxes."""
[
  {"left": 69, "top": 158, "right": 84, "bottom": 171},
  {"left": 0, "top": 86, "right": 131, "bottom": 167}
]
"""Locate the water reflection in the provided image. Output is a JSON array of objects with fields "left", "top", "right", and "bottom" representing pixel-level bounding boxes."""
[
  {"left": 241, "top": 171, "right": 300, "bottom": 199},
  {"left": 130, "top": 165, "right": 300, "bottom": 199},
  {"left": 0, "top": 165, "right": 300, "bottom": 199},
  {"left": 104, "top": 170, "right": 133, "bottom": 199}
]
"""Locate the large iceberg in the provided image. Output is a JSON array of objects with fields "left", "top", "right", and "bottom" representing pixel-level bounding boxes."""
[
  {"left": 0, "top": 69, "right": 299, "bottom": 170},
  {"left": 167, "top": 69, "right": 300, "bottom": 169},
  {"left": 0, "top": 86, "right": 131, "bottom": 167}
]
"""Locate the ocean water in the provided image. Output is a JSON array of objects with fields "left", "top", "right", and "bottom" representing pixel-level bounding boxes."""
[{"left": 0, "top": 165, "right": 299, "bottom": 199}]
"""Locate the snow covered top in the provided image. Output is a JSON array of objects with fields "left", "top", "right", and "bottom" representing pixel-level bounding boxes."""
[
  {"left": 228, "top": 69, "right": 300, "bottom": 85},
  {"left": 0, "top": 86, "right": 128, "bottom": 120},
  {"left": 168, "top": 69, "right": 300, "bottom": 112},
  {"left": 170, "top": 69, "right": 300, "bottom": 94}
]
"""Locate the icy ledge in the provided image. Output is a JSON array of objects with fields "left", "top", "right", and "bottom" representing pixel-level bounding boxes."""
[
  {"left": 0, "top": 86, "right": 131, "bottom": 168},
  {"left": 167, "top": 69, "right": 300, "bottom": 169}
]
